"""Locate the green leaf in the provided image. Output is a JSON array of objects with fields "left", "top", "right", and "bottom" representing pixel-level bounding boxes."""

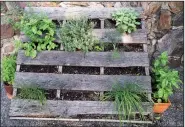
[{"left": 32, "top": 26, "right": 37, "bottom": 34}]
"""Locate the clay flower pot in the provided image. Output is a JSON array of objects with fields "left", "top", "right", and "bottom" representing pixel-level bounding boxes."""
[
  {"left": 153, "top": 100, "right": 171, "bottom": 113},
  {"left": 121, "top": 33, "right": 133, "bottom": 43},
  {"left": 3, "top": 82, "right": 13, "bottom": 99}
]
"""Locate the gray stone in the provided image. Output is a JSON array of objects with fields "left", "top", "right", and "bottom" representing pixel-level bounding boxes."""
[
  {"left": 114, "top": 2, "right": 122, "bottom": 8},
  {"left": 157, "top": 28, "right": 183, "bottom": 57},
  {"left": 121, "top": 2, "right": 131, "bottom": 7},
  {"left": 172, "top": 11, "right": 184, "bottom": 26}
]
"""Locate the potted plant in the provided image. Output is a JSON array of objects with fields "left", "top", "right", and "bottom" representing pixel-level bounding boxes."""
[
  {"left": 2, "top": 54, "right": 16, "bottom": 99},
  {"left": 112, "top": 8, "right": 140, "bottom": 43},
  {"left": 152, "top": 52, "right": 182, "bottom": 113},
  {"left": 101, "top": 82, "right": 151, "bottom": 125}
]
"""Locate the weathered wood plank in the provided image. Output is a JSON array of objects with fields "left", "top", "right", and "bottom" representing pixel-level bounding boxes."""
[
  {"left": 25, "top": 7, "right": 143, "bottom": 20},
  {"left": 17, "top": 50, "right": 149, "bottom": 67},
  {"left": 9, "top": 117, "right": 153, "bottom": 124},
  {"left": 14, "top": 72, "right": 152, "bottom": 92},
  {"left": 9, "top": 99, "right": 152, "bottom": 117},
  {"left": 20, "top": 29, "right": 147, "bottom": 44},
  {"left": 92, "top": 29, "right": 147, "bottom": 44}
]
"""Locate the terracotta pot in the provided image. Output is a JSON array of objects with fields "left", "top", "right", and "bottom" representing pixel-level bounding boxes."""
[
  {"left": 121, "top": 33, "right": 133, "bottom": 43},
  {"left": 153, "top": 100, "right": 171, "bottom": 113},
  {"left": 3, "top": 82, "right": 13, "bottom": 99}
]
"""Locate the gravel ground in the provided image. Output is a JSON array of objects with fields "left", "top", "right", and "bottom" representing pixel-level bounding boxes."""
[{"left": 1, "top": 67, "right": 184, "bottom": 127}]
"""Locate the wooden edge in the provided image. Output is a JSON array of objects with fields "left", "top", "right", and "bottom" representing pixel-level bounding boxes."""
[
  {"left": 100, "top": 19, "right": 105, "bottom": 29},
  {"left": 58, "top": 66, "right": 63, "bottom": 73},
  {"left": 56, "top": 90, "right": 61, "bottom": 98},
  {"left": 9, "top": 117, "right": 153, "bottom": 124},
  {"left": 100, "top": 67, "right": 104, "bottom": 75},
  {"left": 16, "top": 65, "right": 20, "bottom": 72}
]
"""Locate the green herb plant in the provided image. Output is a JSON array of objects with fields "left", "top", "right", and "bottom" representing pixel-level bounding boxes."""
[
  {"left": 112, "top": 8, "right": 140, "bottom": 34},
  {"left": 15, "top": 12, "right": 57, "bottom": 58},
  {"left": 17, "top": 86, "right": 46, "bottom": 105},
  {"left": 57, "top": 18, "right": 98, "bottom": 53},
  {"left": 111, "top": 44, "right": 120, "bottom": 59},
  {"left": 2, "top": 55, "right": 17, "bottom": 85},
  {"left": 152, "top": 52, "right": 182, "bottom": 103},
  {"left": 101, "top": 82, "right": 149, "bottom": 124}
]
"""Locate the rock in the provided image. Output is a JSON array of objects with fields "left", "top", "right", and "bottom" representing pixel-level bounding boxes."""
[
  {"left": 114, "top": 2, "right": 122, "bottom": 8},
  {"left": 172, "top": 11, "right": 184, "bottom": 26},
  {"left": 88, "top": 2, "right": 104, "bottom": 8},
  {"left": 1, "top": 24, "right": 14, "bottom": 40},
  {"left": 158, "top": 10, "right": 172, "bottom": 30},
  {"left": 2, "top": 42, "right": 15, "bottom": 55},
  {"left": 168, "top": 2, "right": 184, "bottom": 14},
  {"left": 130, "top": 2, "right": 141, "bottom": 7},
  {"left": 101, "top": 2, "right": 114, "bottom": 7},
  {"left": 157, "top": 28, "right": 183, "bottom": 57},
  {"left": 121, "top": 2, "right": 131, "bottom": 7},
  {"left": 142, "top": 2, "right": 162, "bottom": 16},
  {"left": 161, "top": 2, "right": 170, "bottom": 10}
]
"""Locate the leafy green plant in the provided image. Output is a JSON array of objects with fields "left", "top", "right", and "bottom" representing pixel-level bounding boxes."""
[
  {"left": 14, "top": 12, "right": 57, "bottom": 58},
  {"left": 57, "top": 18, "right": 98, "bottom": 52},
  {"left": 111, "top": 44, "right": 120, "bottom": 59},
  {"left": 2, "top": 55, "right": 17, "bottom": 85},
  {"left": 152, "top": 52, "right": 182, "bottom": 103},
  {"left": 17, "top": 86, "right": 46, "bottom": 105},
  {"left": 112, "top": 8, "right": 140, "bottom": 34},
  {"left": 101, "top": 82, "right": 149, "bottom": 124}
]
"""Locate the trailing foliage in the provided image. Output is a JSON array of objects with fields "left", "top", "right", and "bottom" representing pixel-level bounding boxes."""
[
  {"left": 14, "top": 12, "right": 57, "bottom": 58},
  {"left": 2, "top": 55, "right": 17, "bottom": 85},
  {"left": 112, "top": 8, "right": 140, "bottom": 34},
  {"left": 101, "top": 82, "right": 149, "bottom": 124},
  {"left": 57, "top": 18, "right": 99, "bottom": 52},
  {"left": 17, "top": 86, "right": 46, "bottom": 105},
  {"left": 152, "top": 52, "right": 182, "bottom": 103}
]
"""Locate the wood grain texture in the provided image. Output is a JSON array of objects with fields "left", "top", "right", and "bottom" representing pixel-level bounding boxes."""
[
  {"left": 25, "top": 7, "right": 143, "bottom": 20},
  {"left": 9, "top": 99, "right": 152, "bottom": 117},
  {"left": 20, "top": 29, "right": 147, "bottom": 44},
  {"left": 14, "top": 72, "right": 152, "bottom": 92},
  {"left": 17, "top": 50, "right": 149, "bottom": 67},
  {"left": 9, "top": 117, "right": 153, "bottom": 124}
]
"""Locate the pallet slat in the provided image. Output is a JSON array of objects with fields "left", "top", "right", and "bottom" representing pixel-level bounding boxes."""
[
  {"left": 25, "top": 7, "right": 143, "bottom": 20},
  {"left": 20, "top": 29, "right": 147, "bottom": 44},
  {"left": 17, "top": 50, "right": 149, "bottom": 67},
  {"left": 9, "top": 99, "right": 152, "bottom": 117},
  {"left": 14, "top": 72, "right": 152, "bottom": 92}
]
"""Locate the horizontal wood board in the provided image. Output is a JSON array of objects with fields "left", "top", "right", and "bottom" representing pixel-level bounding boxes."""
[
  {"left": 14, "top": 72, "right": 152, "bottom": 92},
  {"left": 25, "top": 7, "right": 143, "bottom": 20},
  {"left": 17, "top": 50, "right": 149, "bottom": 67},
  {"left": 9, "top": 99, "right": 152, "bottom": 117},
  {"left": 20, "top": 29, "right": 147, "bottom": 44}
]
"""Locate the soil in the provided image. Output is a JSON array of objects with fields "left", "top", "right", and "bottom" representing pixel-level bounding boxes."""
[
  {"left": 60, "top": 90, "right": 100, "bottom": 101},
  {"left": 104, "top": 67, "right": 145, "bottom": 75},
  {"left": 89, "top": 18, "right": 101, "bottom": 29},
  {"left": 45, "top": 89, "right": 57, "bottom": 100},
  {"left": 118, "top": 43, "right": 143, "bottom": 52},
  {"left": 20, "top": 65, "right": 58, "bottom": 73},
  {"left": 62, "top": 66, "right": 100, "bottom": 75}
]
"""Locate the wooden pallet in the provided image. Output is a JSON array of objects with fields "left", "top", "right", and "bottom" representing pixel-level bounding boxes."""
[{"left": 10, "top": 7, "right": 153, "bottom": 123}]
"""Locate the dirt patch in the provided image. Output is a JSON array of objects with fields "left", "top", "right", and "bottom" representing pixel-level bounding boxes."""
[
  {"left": 62, "top": 66, "right": 100, "bottom": 75},
  {"left": 45, "top": 89, "right": 57, "bottom": 100},
  {"left": 60, "top": 90, "right": 100, "bottom": 101},
  {"left": 104, "top": 67, "right": 146, "bottom": 75},
  {"left": 20, "top": 65, "right": 58, "bottom": 73}
]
